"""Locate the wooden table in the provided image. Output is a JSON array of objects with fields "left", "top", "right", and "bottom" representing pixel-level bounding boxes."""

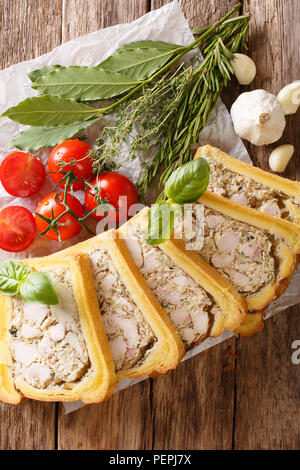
[{"left": 0, "top": 0, "right": 299, "bottom": 450}]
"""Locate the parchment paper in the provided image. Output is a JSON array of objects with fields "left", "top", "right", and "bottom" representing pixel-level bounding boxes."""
[{"left": 0, "top": 1, "right": 299, "bottom": 414}]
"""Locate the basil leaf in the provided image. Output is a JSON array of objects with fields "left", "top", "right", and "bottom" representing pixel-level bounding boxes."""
[
  {"left": 20, "top": 272, "right": 59, "bottom": 305},
  {"left": 165, "top": 158, "right": 210, "bottom": 204},
  {"left": 11, "top": 118, "right": 100, "bottom": 151},
  {"left": 28, "top": 65, "right": 60, "bottom": 83},
  {"left": 2, "top": 95, "right": 98, "bottom": 127},
  {"left": 0, "top": 260, "right": 30, "bottom": 296},
  {"left": 99, "top": 40, "right": 182, "bottom": 80},
  {"left": 32, "top": 66, "right": 140, "bottom": 101},
  {"left": 146, "top": 203, "right": 174, "bottom": 246}
]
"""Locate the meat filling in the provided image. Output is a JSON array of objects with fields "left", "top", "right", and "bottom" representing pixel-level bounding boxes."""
[
  {"left": 9, "top": 268, "right": 91, "bottom": 390},
  {"left": 206, "top": 156, "right": 300, "bottom": 224},
  {"left": 89, "top": 248, "right": 156, "bottom": 372},
  {"left": 124, "top": 229, "right": 223, "bottom": 349},
  {"left": 180, "top": 204, "right": 277, "bottom": 295}
]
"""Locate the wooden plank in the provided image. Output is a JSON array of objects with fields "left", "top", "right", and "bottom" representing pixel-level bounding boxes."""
[
  {"left": 0, "top": 0, "right": 62, "bottom": 67},
  {"left": 58, "top": 0, "right": 152, "bottom": 450},
  {"left": 232, "top": 0, "right": 300, "bottom": 450},
  {"left": 0, "top": 401, "right": 56, "bottom": 450},
  {"left": 58, "top": 381, "right": 152, "bottom": 450},
  {"left": 151, "top": 339, "right": 237, "bottom": 450},
  {"left": 234, "top": 308, "right": 300, "bottom": 449},
  {"left": 0, "top": 0, "right": 61, "bottom": 450},
  {"left": 62, "top": 0, "right": 149, "bottom": 41}
]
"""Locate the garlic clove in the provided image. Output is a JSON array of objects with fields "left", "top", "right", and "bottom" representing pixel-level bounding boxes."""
[
  {"left": 231, "top": 53, "right": 256, "bottom": 85},
  {"left": 230, "top": 89, "right": 286, "bottom": 146},
  {"left": 277, "top": 81, "right": 300, "bottom": 115},
  {"left": 268, "top": 144, "right": 294, "bottom": 172}
]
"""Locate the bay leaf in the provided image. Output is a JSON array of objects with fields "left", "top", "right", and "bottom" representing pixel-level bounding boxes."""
[
  {"left": 11, "top": 118, "right": 99, "bottom": 151},
  {"left": 99, "top": 40, "right": 182, "bottom": 80},
  {"left": 28, "top": 65, "right": 60, "bottom": 83},
  {"left": 121, "top": 40, "right": 181, "bottom": 50},
  {"left": 32, "top": 66, "right": 141, "bottom": 100},
  {"left": 1, "top": 95, "right": 98, "bottom": 127}
]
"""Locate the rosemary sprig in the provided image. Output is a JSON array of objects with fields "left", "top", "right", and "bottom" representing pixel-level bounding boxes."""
[{"left": 140, "top": 15, "right": 250, "bottom": 197}]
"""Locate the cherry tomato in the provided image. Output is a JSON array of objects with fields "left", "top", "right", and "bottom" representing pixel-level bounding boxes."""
[
  {"left": 0, "top": 152, "right": 46, "bottom": 198},
  {"left": 48, "top": 139, "right": 93, "bottom": 191},
  {"left": 35, "top": 192, "right": 84, "bottom": 241},
  {"left": 0, "top": 206, "right": 36, "bottom": 252},
  {"left": 85, "top": 172, "right": 138, "bottom": 223}
]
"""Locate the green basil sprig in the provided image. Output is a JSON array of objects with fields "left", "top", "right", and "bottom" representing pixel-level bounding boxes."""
[
  {"left": 146, "top": 158, "right": 210, "bottom": 246},
  {"left": 0, "top": 260, "right": 59, "bottom": 305},
  {"left": 165, "top": 158, "right": 210, "bottom": 204}
]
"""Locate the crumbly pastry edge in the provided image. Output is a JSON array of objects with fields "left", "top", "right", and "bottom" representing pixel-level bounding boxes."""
[
  {"left": 47, "top": 230, "right": 185, "bottom": 380},
  {"left": 199, "top": 192, "right": 298, "bottom": 312},
  {"left": 118, "top": 207, "right": 247, "bottom": 340},
  {"left": 0, "top": 254, "right": 117, "bottom": 404},
  {"left": 195, "top": 145, "right": 300, "bottom": 243}
]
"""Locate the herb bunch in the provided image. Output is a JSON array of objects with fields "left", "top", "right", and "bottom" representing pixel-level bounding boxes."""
[
  {"left": 91, "top": 10, "right": 250, "bottom": 199},
  {"left": 2, "top": 3, "right": 246, "bottom": 155}
]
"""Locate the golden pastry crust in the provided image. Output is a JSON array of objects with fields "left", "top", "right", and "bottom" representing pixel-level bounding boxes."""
[
  {"left": 195, "top": 145, "right": 300, "bottom": 232},
  {"left": 118, "top": 207, "right": 247, "bottom": 341},
  {"left": 47, "top": 231, "right": 185, "bottom": 379},
  {"left": 199, "top": 192, "right": 298, "bottom": 312},
  {"left": 237, "top": 311, "right": 265, "bottom": 337},
  {"left": 0, "top": 255, "right": 117, "bottom": 404}
]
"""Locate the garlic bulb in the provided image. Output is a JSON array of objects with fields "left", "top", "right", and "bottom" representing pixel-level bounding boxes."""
[
  {"left": 269, "top": 144, "right": 294, "bottom": 172},
  {"left": 231, "top": 53, "right": 256, "bottom": 85},
  {"left": 277, "top": 81, "right": 300, "bottom": 115},
  {"left": 230, "top": 89, "right": 286, "bottom": 146}
]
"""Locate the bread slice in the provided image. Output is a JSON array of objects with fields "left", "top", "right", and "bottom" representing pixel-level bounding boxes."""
[
  {"left": 195, "top": 145, "right": 300, "bottom": 236},
  {"left": 0, "top": 254, "right": 116, "bottom": 404},
  {"left": 47, "top": 231, "right": 184, "bottom": 379},
  {"left": 179, "top": 193, "right": 298, "bottom": 315},
  {"left": 117, "top": 208, "right": 247, "bottom": 347}
]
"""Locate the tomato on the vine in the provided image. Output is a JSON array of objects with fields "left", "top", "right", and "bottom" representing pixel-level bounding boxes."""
[
  {"left": 85, "top": 172, "right": 138, "bottom": 223},
  {"left": 35, "top": 192, "right": 84, "bottom": 241},
  {"left": 0, "top": 206, "right": 36, "bottom": 252},
  {"left": 48, "top": 139, "right": 93, "bottom": 191},
  {"left": 0, "top": 152, "right": 46, "bottom": 198}
]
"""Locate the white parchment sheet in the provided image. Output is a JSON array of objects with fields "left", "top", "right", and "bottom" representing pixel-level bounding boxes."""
[{"left": 0, "top": 1, "right": 299, "bottom": 413}]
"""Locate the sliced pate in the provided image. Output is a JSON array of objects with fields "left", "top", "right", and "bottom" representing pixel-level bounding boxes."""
[{"left": 9, "top": 267, "right": 91, "bottom": 390}]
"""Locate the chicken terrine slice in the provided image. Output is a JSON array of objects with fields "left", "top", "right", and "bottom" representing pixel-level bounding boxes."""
[
  {"left": 0, "top": 255, "right": 116, "bottom": 404},
  {"left": 178, "top": 192, "right": 298, "bottom": 335},
  {"left": 117, "top": 208, "right": 247, "bottom": 349},
  {"left": 48, "top": 231, "right": 185, "bottom": 380},
  {"left": 195, "top": 145, "right": 300, "bottom": 235}
]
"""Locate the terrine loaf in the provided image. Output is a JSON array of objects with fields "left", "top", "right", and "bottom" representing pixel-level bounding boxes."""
[
  {"left": 181, "top": 193, "right": 298, "bottom": 314},
  {"left": 117, "top": 208, "right": 247, "bottom": 348},
  {"left": 48, "top": 231, "right": 185, "bottom": 379},
  {"left": 195, "top": 145, "right": 300, "bottom": 231},
  {"left": 0, "top": 255, "right": 116, "bottom": 404}
]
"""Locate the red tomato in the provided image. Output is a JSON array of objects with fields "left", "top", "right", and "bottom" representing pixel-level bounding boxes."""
[
  {"left": 35, "top": 192, "right": 84, "bottom": 241},
  {"left": 85, "top": 172, "right": 138, "bottom": 223},
  {"left": 0, "top": 152, "right": 46, "bottom": 198},
  {"left": 48, "top": 139, "right": 93, "bottom": 191},
  {"left": 0, "top": 206, "right": 36, "bottom": 252}
]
